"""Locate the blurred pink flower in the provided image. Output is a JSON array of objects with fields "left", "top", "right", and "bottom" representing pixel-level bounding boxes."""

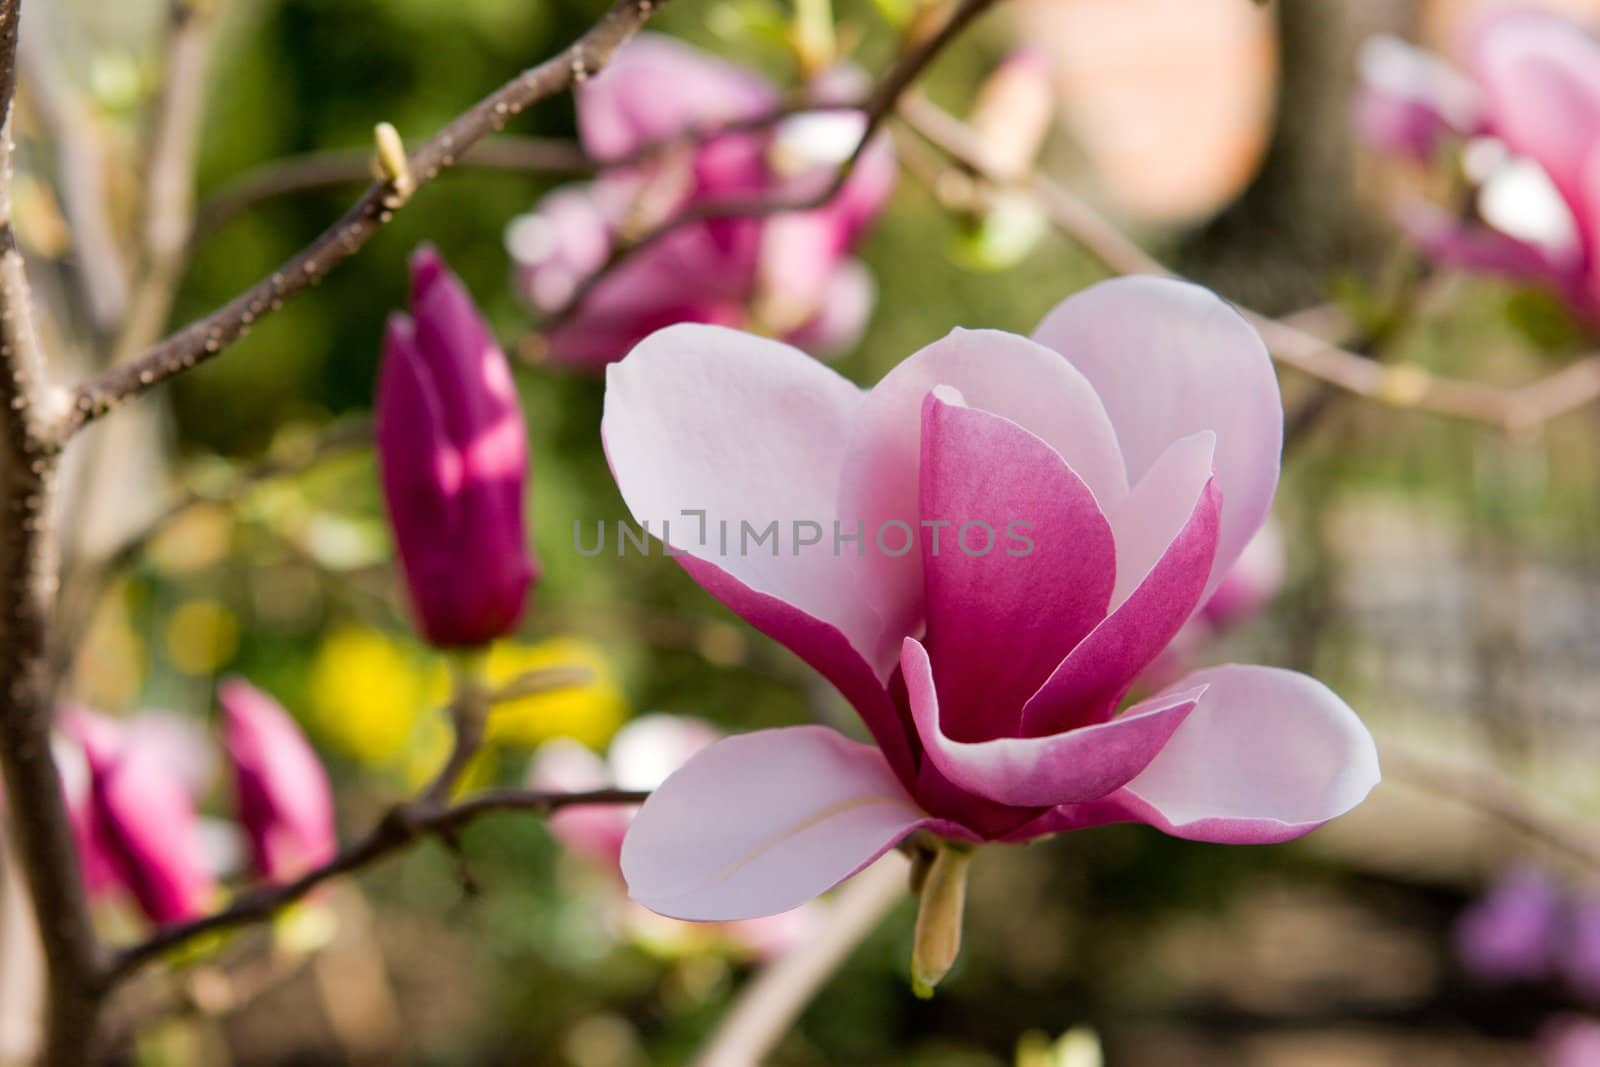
[
  {"left": 62, "top": 708, "right": 216, "bottom": 927},
  {"left": 506, "top": 34, "right": 895, "bottom": 369},
  {"left": 1456, "top": 866, "right": 1563, "bottom": 984},
  {"left": 528, "top": 715, "right": 815, "bottom": 959},
  {"left": 1357, "top": 12, "right": 1600, "bottom": 319},
  {"left": 377, "top": 245, "right": 536, "bottom": 647},
  {"left": 603, "top": 276, "right": 1379, "bottom": 922},
  {"left": 1541, "top": 1015, "right": 1600, "bottom": 1067},
  {"left": 219, "top": 678, "right": 338, "bottom": 885}
]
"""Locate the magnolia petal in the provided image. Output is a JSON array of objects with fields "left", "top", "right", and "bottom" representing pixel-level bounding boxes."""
[
  {"left": 903, "top": 637, "right": 1202, "bottom": 807},
  {"left": 577, "top": 34, "right": 780, "bottom": 162},
  {"left": 603, "top": 324, "right": 876, "bottom": 654},
  {"left": 1021, "top": 432, "right": 1221, "bottom": 735},
  {"left": 918, "top": 392, "right": 1115, "bottom": 736},
  {"left": 1469, "top": 10, "right": 1600, "bottom": 228},
  {"left": 1031, "top": 276, "right": 1279, "bottom": 601},
  {"left": 838, "top": 327, "right": 1129, "bottom": 672},
  {"left": 1114, "top": 664, "right": 1379, "bottom": 843},
  {"left": 620, "top": 726, "right": 931, "bottom": 920},
  {"left": 602, "top": 326, "right": 917, "bottom": 775}
]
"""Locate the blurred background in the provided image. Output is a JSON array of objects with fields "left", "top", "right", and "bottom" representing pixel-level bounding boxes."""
[{"left": 8, "top": 0, "right": 1600, "bottom": 1064}]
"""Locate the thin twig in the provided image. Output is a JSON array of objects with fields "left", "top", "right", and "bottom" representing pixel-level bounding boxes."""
[
  {"left": 1380, "top": 740, "right": 1600, "bottom": 871},
  {"left": 57, "top": 0, "right": 675, "bottom": 443},
  {"left": 896, "top": 93, "right": 1600, "bottom": 434},
  {"left": 16, "top": 24, "right": 130, "bottom": 336},
  {"left": 108, "top": 0, "right": 218, "bottom": 365},
  {"left": 105, "top": 786, "right": 649, "bottom": 984},
  {"left": 48, "top": 418, "right": 372, "bottom": 681},
  {"left": 192, "top": 136, "right": 593, "bottom": 241},
  {"left": 691, "top": 854, "right": 909, "bottom": 1067},
  {"left": 543, "top": 0, "right": 1000, "bottom": 333}
]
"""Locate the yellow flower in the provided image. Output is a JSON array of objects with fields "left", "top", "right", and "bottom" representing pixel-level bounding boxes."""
[
  {"left": 484, "top": 637, "right": 627, "bottom": 750},
  {"left": 307, "top": 627, "right": 430, "bottom": 767}
]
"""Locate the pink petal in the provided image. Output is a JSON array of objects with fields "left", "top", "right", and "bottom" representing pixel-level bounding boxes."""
[
  {"left": 1031, "top": 276, "right": 1279, "bottom": 601},
  {"left": 577, "top": 34, "right": 780, "bottom": 162},
  {"left": 1401, "top": 200, "right": 1584, "bottom": 297},
  {"left": 918, "top": 392, "right": 1114, "bottom": 737},
  {"left": 902, "top": 637, "right": 1202, "bottom": 808},
  {"left": 1353, "top": 35, "right": 1484, "bottom": 162},
  {"left": 1112, "top": 664, "right": 1378, "bottom": 843},
  {"left": 838, "top": 327, "right": 1129, "bottom": 672},
  {"left": 1021, "top": 432, "right": 1221, "bottom": 735},
  {"left": 602, "top": 326, "right": 915, "bottom": 777},
  {"left": 1469, "top": 10, "right": 1600, "bottom": 231},
  {"left": 620, "top": 726, "right": 931, "bottom": 920},
  {"left": 783, "top": 258, "right": 876, "bottom": 359}
]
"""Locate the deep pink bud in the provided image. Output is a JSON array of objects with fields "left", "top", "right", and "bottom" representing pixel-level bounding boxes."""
[
  {"left": 377, "top": 245, "right": 536, "bottom": 646},
  {"left": 64, "top": 710, "right": 215, "bottom": 927},
  {"left": 219, "top": 678, "right": 338, "bottom": 885},
  {"left": 1354, "top": 35, "right": 1483, "bottom": 163}
]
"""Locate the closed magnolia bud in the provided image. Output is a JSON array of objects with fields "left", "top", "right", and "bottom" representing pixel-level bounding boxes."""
[
  {"left": 65, "top": 708, "right": 216, "bottom": 928},
  {"left": 219, "top": 678, "right": 338, "bottom": 885},
  {"left": 968, "top": 48, "right": 1056, "bottom": 181},
  {"left": 377, "top": 245, "right": 537, "bottom": 647}
]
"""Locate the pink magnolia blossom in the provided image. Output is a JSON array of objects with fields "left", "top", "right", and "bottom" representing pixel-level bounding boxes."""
[
  {"left": 377, "top": 245, "right": 537, "bottom": 647},
  {"left": 506, "top": 34, "right": 895, "bottom": 369},
  {"left": 1357, "top": 13, "right": 1600, "bottom": 319},
  {"left": 603, "top": 276, "right": 1379, "bottom": 923},
  {"left": 529, "top": 716, "right": 816, "bottom": 960},
  {"left": 62, "top": 708, "right": 216, "bottom": 927},
  {"left": 219, "top": 678, "right": 338, "bottom": 885}
]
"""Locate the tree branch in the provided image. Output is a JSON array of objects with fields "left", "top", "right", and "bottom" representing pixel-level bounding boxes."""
[
  {"left": 16, "top": 24, "right": 130, "bottom": 337},
  {"left": 691, "top": 854, "right": 909, "bottom": 1067},
  {"left": 0, "top": 4, "right": 105, "bottom": 1062},
  {"left": 192, "top": 137, "right": 593, "bottom": 240},
  {"left": 107, "top": 0, "right": 219, "bottom": 365},
  {"left": 1380, "top": 740, "right": 1600, "bottom": 871},
  {"left": 896, "top": 93, "right": 1600, "bottom": 434},
  {"left": 56, "top": 0, "right": 674, "bottom": 442},
  {"left": 105, "top": 786, "right": 648, "bottom": 984}
]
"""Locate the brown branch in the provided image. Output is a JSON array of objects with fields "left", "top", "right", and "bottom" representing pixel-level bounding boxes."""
[
  {"left": 543, "top": 0, "right": 1000, "bottom": 333},
  {"left": 0, "top": 4, "right": 105, "bottom": 1063},
  {"left": 17, "top": 25, "right": 130, "bottom": 336},
  {"left": 56, "top": 0, "right": 675, "bottom": 443},
  {"left": 897, "top": 93, "right": 1600, "bottom": 434},
  {"left": 107, "top": 0, "right": 219, "bottom": 365},
  {"left": 191, "top": 136, "right": 593, "bottom": 241},
  {"left": 691, "top": 854, "right": 908, "bottom": 1067},
  {"left": 1380, "top": 740, "right": 1600, "bottom": 871},
  {"left": 105, "top": 786, "right": 649, "bottom": 984}
]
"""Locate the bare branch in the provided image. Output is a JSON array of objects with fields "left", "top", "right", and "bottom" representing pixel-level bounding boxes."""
[
  {"left": 57, "top": 0, "right": 675, "bottom": 442},
  {"left": 897, "top": 93, "right": 1600, "bottom": 434},
  {"left": 16, "top": 25, "right": 131, "bottom": 336},
  {"left": 192, "top": 137, "right": 593, "bottom": 240},
  {"left": 1381, "top": 740, "right": 1600, "bottom": 872},
  {"left": 106, "top": 786, "right": 649, "bottom": 984},
  {"left": 0, "top": 3, "right": 106, "bottom": 1061},
  {"left": 692, "top": 854, "right": 908, "bottom": 1067},
  {"left": 107, "top": 0, "right": 220, "bottom": 364}
]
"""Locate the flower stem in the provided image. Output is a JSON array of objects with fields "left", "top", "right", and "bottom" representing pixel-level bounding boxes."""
[{"left": 910, "top": 841, "right": 973, "bottom": 998}]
